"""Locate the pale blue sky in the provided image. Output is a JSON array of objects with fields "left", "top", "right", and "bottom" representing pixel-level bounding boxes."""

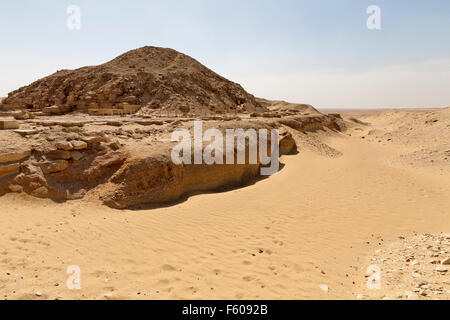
[{"left": 1, "top": 0, "right": 449, "bottom": 108}]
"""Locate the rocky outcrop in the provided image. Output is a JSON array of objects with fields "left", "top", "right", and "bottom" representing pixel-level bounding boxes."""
[
  {"left": 0, "top": 44, "right": 349, "bottom": 208},
  {"left": 0, "top": 86, "right": 343, "bottom": 208},
  {"left": 0, "top": 117, "right": 20, "bottom": 130},
  {"left": 277, "top": 114, "right": 345, "bottom": 132},
  {"left": 0, "top": 148, "right": 31, "bottom": 163},
  {"left": 279, "top": 128, "right": 297, "bottom": 155},
  {"left": 0, "top": 46, "right": 266, "bottom": 116},
  {"left": 0, "top": 163, "right": 20, "bottom": 179},
  {"left": 102, "top": 129, "right": 296, "bottom": 209},
  {"left": 40, "top": 160, "right": 70, "bottom": 174},
  {"left": 0, "top": 124, "right": 126, "bottom": 200},
  {"left": 256, "top": 98, "right": 321, "bottom": 115},
  {"left": 102, "top": 153, "right": 261, "bottom": 209}
]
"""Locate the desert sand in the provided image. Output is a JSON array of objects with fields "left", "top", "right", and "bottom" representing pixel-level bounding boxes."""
[
  {"left": 0, "top": 48, "right": 448, "bottom": 300},
  {"left": 0, "top": 107, "right": 448, "bottom": 300}
]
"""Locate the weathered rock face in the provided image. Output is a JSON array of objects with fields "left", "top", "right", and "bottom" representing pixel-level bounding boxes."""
[
  {"left": 277, "top": 114, "right": 344, "bottom": 132},
  {"left": 0, "top": 120, "right": 127, "bottom": 200},
  {"left": 0, "top": 43, "right": 345, "bottom": 209},
  {"left": 101, "top": 124, "right": 297, "bottom": 209},
  {"left": 40, "top": 160, "right": 70, "bottom": 174},
  {"left": 0, "top": 117, "right": 20, "bottom": 130},
  {"left": 102, "top": 153, "right": 262, "bottom": 209},
  {"left": 0, "top": 110, "right": 309, "bottom": 208},
  {"left": 278, "top": 128, "right": 297, "bottom": 155},
  {"left": 0, "top": 147, "right": 31, "bottom": 163},
  {"left": 0, "top": 46, "right": 266, "bottom": 116},
  {"left": 0, "top": 163, "right": 20, "bottom": 179},
  {"left": 256, "top": 98, "right": 321, "bottom": 115}
]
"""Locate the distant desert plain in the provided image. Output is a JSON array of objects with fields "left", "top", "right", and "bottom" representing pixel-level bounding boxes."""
[{"left": 0, "top": 47, "right": 449, "bottom": 300}]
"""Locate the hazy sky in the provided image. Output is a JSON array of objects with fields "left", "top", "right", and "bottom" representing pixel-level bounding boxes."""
[{"left": 1, "top": 0, "right": 449, "bottom": 108}]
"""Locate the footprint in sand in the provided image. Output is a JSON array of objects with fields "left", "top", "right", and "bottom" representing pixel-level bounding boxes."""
[
  {"left": 161, "top": 264, "right": 177, "bottom": 272},
  {"left": 273, "top": 240, "right": 284, "bottom": 246}
]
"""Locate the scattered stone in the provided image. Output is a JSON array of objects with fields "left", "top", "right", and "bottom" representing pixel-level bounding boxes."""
[
  {"left": 43, "top": 106, "right": 62, "bottom": 115},
  {"left": 0, "top": 117, "right": 20, "bottom": 130},
  {"left": 441, "top": 257, "right": 450, "bottom": 265},
  {"left": 71, "top": 151, "right": 83, "bottom": 161},
  {"left": 435, "top": 266, "right": 448, "bottom": 273},
  {"left": 0, "top": 149, "right": 31, "bottom": 163},
  {"left": 106, "top": 120, "right": 122, "bottom": 127},
  {"left": 406, "top": 292, "right": 419, "bottom": 300},
  {"left": 319, "top": 284, "right": 329, "bottom": 293},
  {"left": 108, "top": 141, "right": 121, "bottom": 150},
  {"left": 46, "top": 150, "right": 72, "bottom": 160},
  {"left": 8, "top": 184, "right": 23, "bottom": 193},
  {"left": 82, "top": 136, "right": 105, "bottom": 144},
  {"left": 13, "top": 129, "right": 39, "bottom": 136},
  {"left": 58, "top": 121, "right": 85, "bottom": 128},
  {"left": 361, "top": 233, "right": 450, "bottom": 300},
  {"left": 31, "top": 186, "right": 49, "bottom": 197},
  {"left": 20, "top": 163, "right": 38, "bottom": 175},
  {"left": 71, "top": 140, "right": 88, "bottom": 150},
  {"left": 420, "top": 290, "right": 430, "bottom": 297},
  {"left": 40, "top": 160, "right": 69, "bottom": 174},
  {"left": 55, "top": 141, "right": 73, "bottom": 151}
]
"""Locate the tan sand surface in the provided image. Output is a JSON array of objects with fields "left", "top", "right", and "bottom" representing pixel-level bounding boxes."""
[{"left": 1, "top": 111, "right": 449, "bottom": 300}]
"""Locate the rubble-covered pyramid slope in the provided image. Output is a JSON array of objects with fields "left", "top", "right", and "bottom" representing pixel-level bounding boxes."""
[{"left": 1, "top": 46, "right": 265, "bottom": 115}]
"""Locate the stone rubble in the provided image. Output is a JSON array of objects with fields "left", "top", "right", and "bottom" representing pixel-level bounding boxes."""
[{"left": 359, "top": 233, "right": 450, "bottom": 300}]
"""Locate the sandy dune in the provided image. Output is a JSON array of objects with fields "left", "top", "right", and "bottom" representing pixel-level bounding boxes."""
[{"left": 1, "top": 109, "right": 448, "bottom": 300}]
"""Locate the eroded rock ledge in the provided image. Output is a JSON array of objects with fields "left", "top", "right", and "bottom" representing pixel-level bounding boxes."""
[{"left": 0, "top": 112, "right": 343, "bottom": 208}]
